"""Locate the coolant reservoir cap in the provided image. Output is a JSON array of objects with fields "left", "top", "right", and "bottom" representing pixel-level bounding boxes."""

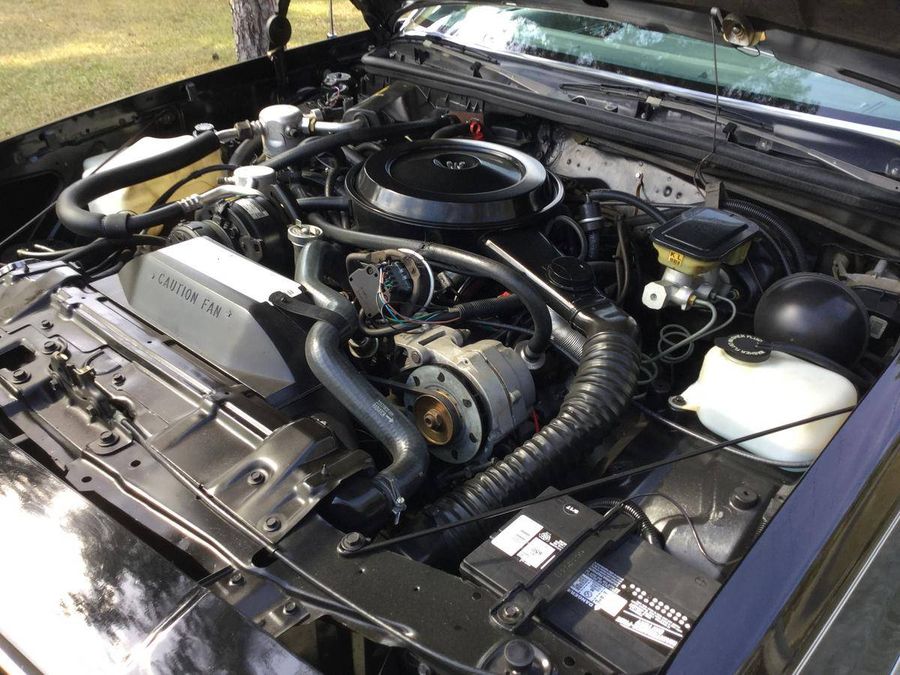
[
  {"left": 715, "top": 334, "right": 772, "bottom": 363},
  {"left": 547, "top": 256, "right": 595, "bottom": 293}
]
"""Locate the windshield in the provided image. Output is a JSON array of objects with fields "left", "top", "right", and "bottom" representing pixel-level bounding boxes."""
[{"left": 398, "top": 4, "right": 900, "bottom": 130}]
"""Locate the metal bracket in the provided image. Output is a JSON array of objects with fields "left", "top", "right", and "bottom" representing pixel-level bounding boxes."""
[
  {"left": 48, "top": 350, "right": 135, "bottom": 429},
  {"left": 490, "top": 509, "right": 634, "bottom": 631},
  {"left": 269, "top": 290, "right": 347, "bottom": 330},
  {"left": 704, "top": 180, "right": 724, "bottom": 208}
]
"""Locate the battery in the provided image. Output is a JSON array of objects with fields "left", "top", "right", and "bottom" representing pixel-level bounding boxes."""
[{"left": 461, "top": 491, "right": 720, "bottom": 673}]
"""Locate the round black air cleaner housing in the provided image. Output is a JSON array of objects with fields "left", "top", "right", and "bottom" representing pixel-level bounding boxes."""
[{"left": 346, "top": 139, "right": 563, "bottom": 233}]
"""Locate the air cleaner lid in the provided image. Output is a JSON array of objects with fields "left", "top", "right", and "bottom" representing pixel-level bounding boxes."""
[{"left": 346, "top": 139, "right": 563, "bottom": 231}]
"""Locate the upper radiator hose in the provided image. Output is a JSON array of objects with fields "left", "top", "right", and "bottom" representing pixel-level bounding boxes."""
[
  {"left": 296, "top": 238, "right": 428, "bottom": 527},
  {"left": 262, "top": 116, "right": 452, "bottom": 171}
]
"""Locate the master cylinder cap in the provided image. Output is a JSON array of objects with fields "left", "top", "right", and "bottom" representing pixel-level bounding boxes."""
[{"left": 650, "top": 206, "right": 759, "bottom": 274}]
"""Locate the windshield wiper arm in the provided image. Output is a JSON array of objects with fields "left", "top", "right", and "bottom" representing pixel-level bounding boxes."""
[
  {"left": 398, "top": 35, "right": 555, "bottom": 95},
  {"left": 561, "top": 81, "right": 770, "bottom": 128},
  {"left": 402, "top": 34, "right": 501, "bottom": 65},
  {"left": 562, "top": 82, "right": 900, "bottom": 192}
]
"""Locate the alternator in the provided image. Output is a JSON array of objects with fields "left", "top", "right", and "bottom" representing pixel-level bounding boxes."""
[{"left": 395, "top": 327, "right": 535, "bottom": 464}]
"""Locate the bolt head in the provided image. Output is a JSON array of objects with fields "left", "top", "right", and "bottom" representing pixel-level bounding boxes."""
[
  {"left": 264, "top": 516, "right": 282, "bottom": 532},
  {"left": 42, "top": 340, "right": 57, "bottom": 354},
  {"left": 99, "top": 431, "right": 118, "bottom": 447},
  {"left": 500, "top": 604, "right": 522, "bottom": 621},
  {"left": 423, "top": 412, "right": 442, "bottom": 430},
  {"left": 11, "top": 369, "right": 28, "bottom": 383},
  {"left": 248, "top": 469, "right": 265, "bottom": 485},
  {"left": 283, "top": 601, "right": 298, "bottom": 615},
  {"left": 40, "top": 319, "right": 53, "bottom": 330},
  {"left": 339, "top": 531, "right": 368, "bottom": 553},
  {"left": 228, "top": 572, "right": 245, "bottom": 586},
  {"left": 642, "top": 281, "right": 668, "bottom": 310},
  {"left": 112, "top": 373, "right": 126, "bottom": 386}
]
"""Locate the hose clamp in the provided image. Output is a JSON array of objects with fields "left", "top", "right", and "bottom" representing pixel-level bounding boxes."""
[
  {"left": 516, "top": 343, "right": 547, "bottom": 370},
  {"left": 100, "top": 212, "right": 131, "bottom": 238},
  {"left": 375, "top": 476, "right": 407, "bottom": 525},
  {"left": 287, "top": 224, "right": 323, "bottom": 247}
]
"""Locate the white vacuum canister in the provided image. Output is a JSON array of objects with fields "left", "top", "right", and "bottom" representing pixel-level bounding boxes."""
[{"left": 676, "top": 335, "right": 857, "bottom": 464}]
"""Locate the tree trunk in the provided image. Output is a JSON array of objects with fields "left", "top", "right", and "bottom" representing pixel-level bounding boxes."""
[{"left": 230, "top": 0, "right": 279, "bottom": 61}]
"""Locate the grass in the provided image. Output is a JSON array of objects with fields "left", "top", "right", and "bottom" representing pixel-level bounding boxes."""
[{"left": 0, "top": 1, "right": 368, "bottom": 139}]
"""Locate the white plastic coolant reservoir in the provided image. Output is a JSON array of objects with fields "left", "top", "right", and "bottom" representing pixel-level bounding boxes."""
[
  {"left": 82, "top": 136, "right": 222, "bottom": 216},
  {"left": 677, "top": 335, "right": 857, "bottom": 464}
]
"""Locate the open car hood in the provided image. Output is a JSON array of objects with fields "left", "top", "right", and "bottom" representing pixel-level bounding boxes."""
[{"left": 350, "top": 0, "right": 900, "bottom": 98}]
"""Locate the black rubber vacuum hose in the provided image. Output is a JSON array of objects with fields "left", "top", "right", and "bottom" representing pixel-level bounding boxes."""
[
  {"left": 592, "top": 498, "right": 664, "bottom": 548},
  {"left": 56, "top": 131, "right": 221, "bottom": 238},
  {"left": 296, "top": 239, "right": 429, "bottom": 523},
  {"left": 312, "top": 221, "right": 553, "bottom": 362},
  {"left": 262, "top": 116, "right": 452, "bottom": 171},
  {"left": 588, "top": 189, "right": 668, "bottom": 225},
  {"left": 450, "top": 294, "right": 522, "bottom": 319},
  {"left": 431, "top": 122, "right": 470, "bottom": 139},
  {"left": 293, "top": 196, "right": 351, "bottom": 212},
  {"left": 545, "top": 214, "right": 589, "bottom": 261},
  {"left": 722, "top": 198, "right": 807, "bottom": 272},
  {"left": 229, "top": 136, "right": 261, "bottom": 166}
]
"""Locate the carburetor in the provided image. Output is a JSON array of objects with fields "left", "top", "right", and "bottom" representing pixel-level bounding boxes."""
[{"left": 395, "top": 327, "right": 535, "bottom": 464}]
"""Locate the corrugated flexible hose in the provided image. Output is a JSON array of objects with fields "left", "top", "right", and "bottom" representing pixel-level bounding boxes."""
[{"left": 422, "top": 327, "right": 641, "bottom": 560}]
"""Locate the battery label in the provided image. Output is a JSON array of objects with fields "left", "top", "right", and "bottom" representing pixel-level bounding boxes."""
[
  {"left": 491, "top": 515, "right": 568, "bottom": 569},
  {"left": 568, "top": 562, "right": 693, "bottom": 652}
]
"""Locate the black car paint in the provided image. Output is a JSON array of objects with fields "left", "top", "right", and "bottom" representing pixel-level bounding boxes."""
[{"left": 0, "top": 435, "right": 318, "bottom": 674}]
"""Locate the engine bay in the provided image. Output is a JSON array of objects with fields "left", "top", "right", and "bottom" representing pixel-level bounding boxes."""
[{"left": 0, "top": 68, "right": 897, "bottom": 673}]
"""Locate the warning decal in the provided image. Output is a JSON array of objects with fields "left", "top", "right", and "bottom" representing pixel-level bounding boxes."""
[
  {"left": 491, "top": 515, "right": 568, "bottom": 569},
  {"left": 568, "top": 562, "right": 693, "bottom": 652}
]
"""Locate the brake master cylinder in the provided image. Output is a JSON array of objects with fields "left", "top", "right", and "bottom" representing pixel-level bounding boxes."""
[{"left": 642, "top": 207, "right": 758, "bottom": 310}]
